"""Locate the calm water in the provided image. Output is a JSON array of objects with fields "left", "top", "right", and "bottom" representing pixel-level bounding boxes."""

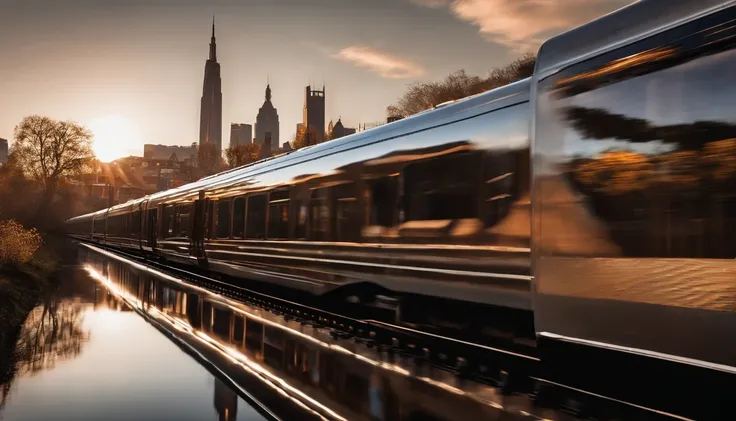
[
  {"left": 1, "top": 243, "right": 584, "bottom": 421},
  {"left": 0, "top": 262, "right": 265, "bottom": 421}
]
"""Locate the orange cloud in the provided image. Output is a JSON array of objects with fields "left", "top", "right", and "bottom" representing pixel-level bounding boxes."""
[
  {"left": 333, "top": 46, "right": 427, "bottom": 79},
  {"left": 411, "top": 0, "right": 631, "bottom": 52}
]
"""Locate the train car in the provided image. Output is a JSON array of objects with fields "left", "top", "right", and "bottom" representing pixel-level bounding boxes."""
[
  {"left": 67, "top": 77, "right": 533, "bottom": 319},
  {"left": 532, "top": 0, "right": 736, "bottom": 416}
]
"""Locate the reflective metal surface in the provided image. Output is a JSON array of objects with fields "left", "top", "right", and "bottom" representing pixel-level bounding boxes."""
[
  {"left": 67, "top": 79, "right": 533, "bottom": 310},
  {"left": 533, "top": 4, "right": 736, "bottom": 367},
  {"left": 534, "top": 0, "right": 736, "bottom": 77}
]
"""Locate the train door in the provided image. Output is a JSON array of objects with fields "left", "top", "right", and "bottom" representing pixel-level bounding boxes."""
[
  {"left": 137, "top": 203, "right": 144, "bottom": 252},
  {"left": 145, "top": 200, "right": 157, "bottom": 251},
  {"left": 190, "top": 191, "right": 208, "bottom": 262},
  {"left": 103, "top": 209, "right": 110, "bottom": 245}
]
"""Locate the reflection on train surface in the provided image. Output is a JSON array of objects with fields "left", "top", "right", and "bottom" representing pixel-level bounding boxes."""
[
  {"left": 80, "top": 242, "right": 670, "bottom": 421},
  {"left": 65, "top": 78, "right": 535, "bottom": 347}
]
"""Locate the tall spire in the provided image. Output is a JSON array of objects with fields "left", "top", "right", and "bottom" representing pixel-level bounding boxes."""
[
  {"left": 265, "top": 83, "right": 272, "bottom": 102},
  {"left": 209, "top": 15, "right": 217, "bottom": 61}
]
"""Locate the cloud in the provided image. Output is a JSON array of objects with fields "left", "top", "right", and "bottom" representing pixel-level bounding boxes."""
[
  {"left": 411, "top": 0, "right": 631, "bottom": 52},
  {"left": 408, "top": 0, "right": 451, "bottom": 8},
  {"left": 333, "top": 46, "right": 426, "bottom": 79}
]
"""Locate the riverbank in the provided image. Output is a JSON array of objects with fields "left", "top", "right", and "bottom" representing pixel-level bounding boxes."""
[
  {"left": 0, "top": 234, "right": 72, "bottom": 338},
  {"left": 0, "top": 235, "right": 71, "bottom": 398}
]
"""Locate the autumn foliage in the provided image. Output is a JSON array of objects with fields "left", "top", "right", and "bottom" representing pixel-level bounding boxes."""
[
  {"left": 387, "top": 54, "right": 535, "bottom": 118},
  {"left": 0, "top": 220, "right": 43, "bottom": 269},
  {"left": 224, "top": 143, "right": 261, "bottom": 168}
]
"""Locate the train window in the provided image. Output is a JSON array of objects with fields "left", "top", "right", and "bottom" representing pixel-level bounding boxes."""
[
  {"left": 368, "top": 176, "right": 398, "bottom": 227},
  {"left": 215, "top": 199, "right": 231, "bottom": 239},
  {"left": 246, "top": 194, "right": 267, "bottom": 239},
  {"left": 481, "top": 151, "right": 517, "bottom": 227},
  {"left": 403, "top": 151, "right": 482, "bottom": 221},
  {"left": 177, "top": 204, "right": 191, "bottom": 237},
  {"left": 132, "top": 210, "right": 141, "bottom": 236},
  {"left": 205, "top": 200, "right": 215, "bottom": 239},
  {"left": 309, "top": 188, "right": 330, "bottom": 241},
  {"left": 541, "top": 10, "right": 736, "bottom": 258},
  {"left": 334, "top": 183, "right": 360, "bottom": 241},
  {"left": 268, "top": 190, "right": 290, "bottom": 239},
  {"left": 232, "top": 197, "right": 245, "bottom": 239},
  {"left": 147, "top": 208, "right": 157, "bottom": 244},
  {"left": 162, "top": 205, "right": 176, "bottom": 238}
]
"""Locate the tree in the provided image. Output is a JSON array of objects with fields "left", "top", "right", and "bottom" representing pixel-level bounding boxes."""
[
  {"left": 224, "top": 143, "right": 261, "bottom": 168},
  {"left": 11, "top": 116, "right": 94, "bottom": 206},
  {"left": 197, "top": 142, "right": 219, "bottom": 176},
  {"left": 387, "top": 54, "right": 535, "bottom": 118},
  {"left": 291, "top": 126, "right": 324, "bottom": 150}
]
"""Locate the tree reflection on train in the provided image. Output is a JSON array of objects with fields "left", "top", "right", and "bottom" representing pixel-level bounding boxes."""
[
  {"left": 563, "top": 106, "right": 736, "bottom": 258},
  {"left": 80, "top": 244, "right": 558, "bottom": 421}
]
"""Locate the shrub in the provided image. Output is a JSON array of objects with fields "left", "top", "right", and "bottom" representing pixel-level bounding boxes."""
[{"left": 0, "top": 220, "right": 43, "bottom": 269}]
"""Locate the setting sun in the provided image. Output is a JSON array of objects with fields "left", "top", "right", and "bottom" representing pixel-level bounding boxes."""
[{"left": 88, "top": 115, "right": 141, "bottom": 162}]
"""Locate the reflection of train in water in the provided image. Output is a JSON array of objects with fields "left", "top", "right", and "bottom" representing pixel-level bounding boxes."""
[
  {"left": 81, "top": 244, "right": 540, "bottom": 421},
  {"left": 68, "top": 2, "right": 736, "bottom": 418}
]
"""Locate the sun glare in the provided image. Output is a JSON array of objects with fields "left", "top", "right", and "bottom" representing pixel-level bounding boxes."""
[{"left": 88, "top": 115, "right": 141, "bottom": 162}]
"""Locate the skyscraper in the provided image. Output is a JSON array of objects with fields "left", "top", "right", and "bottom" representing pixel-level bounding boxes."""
[
  {"left": 0, "top": 138, "right": 8, "bottom": 164},
  {"left": 303, "top": 85, "right": 325, "bottom": 143},
  {"left": 198, "top": 17, "right": 223, "bottom": 168},
  {"left": 254, "top": 84, "right": 280, "bottom": 151},
  {"left": 229, "top": 123, "right": 252, "bottom": 147}
]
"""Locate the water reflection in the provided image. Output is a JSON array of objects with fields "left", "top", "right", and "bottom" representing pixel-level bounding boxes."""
[
  {"left": 0, "top": 264, "right": 267, "bottom": 421},
  {"left": 78, "top": 243, "right": 556, "bottom": 421},
  {"left": 0, "top": 268, "right": 91, "bottom": 412}
]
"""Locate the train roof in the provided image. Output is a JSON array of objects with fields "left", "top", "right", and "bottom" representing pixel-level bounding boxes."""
[{"left": 535, "top": 0, "right": 735, "bottom": 78}]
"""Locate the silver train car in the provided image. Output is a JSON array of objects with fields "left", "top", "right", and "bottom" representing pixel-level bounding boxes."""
[
  {"left": 67, "top": 78, "right": 533, "bottom": 310},
  {"left": 68, "top": 0, "right": 736, "bottom": 416}
]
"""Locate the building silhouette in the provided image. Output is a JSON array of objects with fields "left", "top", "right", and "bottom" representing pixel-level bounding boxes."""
[
  {"left": 328, "top": 118, "right": 356, "bottom": 140},
  {"left": 229, "top": 123, "right": 252, "bottom": 147},
  {"left": 303, "top": 85, "right": 325, "bottom": 143},
  {"left": 198, "top": 17, "right": 223, "bottom": 168},
  {"left": 0, "top": 138, "right": 7, "bottom": 164},
  {"left": 143, "top": 143, "right": 197, "bottom": 165},
  {"left": 213, "top": 378, "right": 238, "bottom": 421},
  {"left": 254, "top": 84, "right": 280, "bottom": 151}
]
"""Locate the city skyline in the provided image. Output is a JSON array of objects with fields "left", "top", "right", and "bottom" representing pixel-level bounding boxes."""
[{"left": 0, "top": 0, "right": 633, "bottom": 161}]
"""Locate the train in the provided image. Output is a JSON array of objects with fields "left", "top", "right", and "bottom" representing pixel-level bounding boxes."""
[{"left": 67, "top": 0, "right": 736, "bottom": 417}]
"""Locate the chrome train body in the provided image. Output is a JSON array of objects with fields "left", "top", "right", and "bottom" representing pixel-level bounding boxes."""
[
  {"left": 67, "top": 79, "right": 533, "bottom": 311},
  {"left": 68, "top": 0, "right": 736, "bottom": 416}
]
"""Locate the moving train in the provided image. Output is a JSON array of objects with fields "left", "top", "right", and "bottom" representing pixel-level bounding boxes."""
[{"left": 67, "top": 0, "right": 736, "bottom": 417}]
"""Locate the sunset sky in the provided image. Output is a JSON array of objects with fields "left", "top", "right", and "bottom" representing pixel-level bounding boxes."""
[{"left": 0, "top": 0, "right": 632, "bottom": 161}]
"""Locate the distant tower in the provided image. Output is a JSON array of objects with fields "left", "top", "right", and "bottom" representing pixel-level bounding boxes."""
[
  {"left": 198, "top": 16, "right": 223, "bottom": 168},
  {"left": 229, "top": 123, "right": 252, "bottom": 147},
  {"left": 0, "top": 138, "right": 8, "bottom": 164},
  {"left": 303, "top": 85, "right": 325, "bottom": 143},
  {"left": 254, "top": 84, "right": 280, "bottom": 150}
]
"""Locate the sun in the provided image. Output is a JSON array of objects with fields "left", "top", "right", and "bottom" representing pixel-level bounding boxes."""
[{"left": 88, "top": 115, "right": 142, "bottom": 162}]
